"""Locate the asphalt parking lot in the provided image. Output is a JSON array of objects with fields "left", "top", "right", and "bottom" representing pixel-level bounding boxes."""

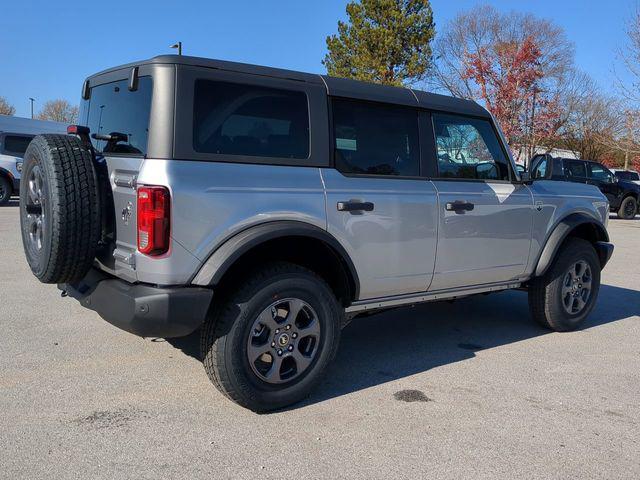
[{"left": 1, "top": 199, "right": 638, "bottom": 480}]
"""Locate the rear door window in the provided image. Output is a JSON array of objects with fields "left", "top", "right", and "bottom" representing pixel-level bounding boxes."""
[
  {"left": 332, "top": 99, "right": 420, "bottom": 176},
  {"left": 432, "top": 114, "right": 510, "bottom": 181},
  {"left": 83, "top": 77, "right": 153, "bottom": 155},
  {"left": 193, "top": 80, "right": 309, "bottom": 159},
  {"left": 1, "top": 135, "right": 34, "bottom": 156}
]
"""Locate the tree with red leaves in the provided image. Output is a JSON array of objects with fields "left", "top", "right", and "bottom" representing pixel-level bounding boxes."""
[
  {"left": 433, "top": 5, "right": 579, "bottom": 164},
  {"left": 462, "top": 36, "right": 561, "bottom": 154}
]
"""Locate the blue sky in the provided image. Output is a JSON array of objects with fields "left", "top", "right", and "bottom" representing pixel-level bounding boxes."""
[{"left": 0, "top": 0, "right": 635, "bottom": 118}]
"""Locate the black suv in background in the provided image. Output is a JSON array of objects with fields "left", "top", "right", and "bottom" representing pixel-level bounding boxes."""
[{"left": 530, "top": 155, "right": 640, "bottom": 219}]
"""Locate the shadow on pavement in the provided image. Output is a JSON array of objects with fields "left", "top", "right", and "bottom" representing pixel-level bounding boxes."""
[
  {"left": 165, "top": 283, "right": 638, "bottom": 408},
  {"left": 609, "top": 213, "right": 639, "bottom": 220},
  {"left": 1, "top": 198, "right": 19, "bottom": 207}
]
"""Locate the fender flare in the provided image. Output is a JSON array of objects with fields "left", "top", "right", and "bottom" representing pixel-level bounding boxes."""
[
  {"left": 0, "top": 166, "right": 14, "bottom": 180},
  {"left": 534, "top": 213, "right": 609, "bottom": 277},
  {"left": 0, "top": 167, "right": 16, "bottom": 193},
  {"left": 191, "top": 220, "right": 360, "bottom": 299}
]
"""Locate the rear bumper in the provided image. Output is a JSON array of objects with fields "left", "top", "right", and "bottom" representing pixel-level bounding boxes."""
[
  {"left": 60, "top": 269, "right": 213, "bottom": 338},
  {"left": 595, "top": 241, "right": 614, "bottom": 270}
]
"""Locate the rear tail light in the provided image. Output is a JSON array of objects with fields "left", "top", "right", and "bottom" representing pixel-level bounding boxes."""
[{"left": 137, "top": 186, "right": 170, "bottom": 256}]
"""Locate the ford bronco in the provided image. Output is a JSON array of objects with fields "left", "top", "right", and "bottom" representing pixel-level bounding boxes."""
[{"left": 20, "top": 55, "right": 614, "bottom": 411}]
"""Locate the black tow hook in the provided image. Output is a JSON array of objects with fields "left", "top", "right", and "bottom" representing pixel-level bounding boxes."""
[{"left": 60, "top": 290, "right": 68, "bottom": 298}]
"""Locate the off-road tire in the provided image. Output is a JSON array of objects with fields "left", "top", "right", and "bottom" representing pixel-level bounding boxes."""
[
  {"left": 528, "top": 238, "right": 601, "bottom": 332},
  {"left": 201, "top": 262, "right": 342, "bottom": 412},
  {"left": 617, "top": 196, "right": 637, "bottom": 220},
  {"left": 0, "top": 175, "right": 11, "bottom": 205},
  {"left": 19, "top": 134, "right": 100, "bottom": 284}
]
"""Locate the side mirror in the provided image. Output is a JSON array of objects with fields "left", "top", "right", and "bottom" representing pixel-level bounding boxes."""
[{"left": 475, "top": 162, "right": 499, "bottom": 179}]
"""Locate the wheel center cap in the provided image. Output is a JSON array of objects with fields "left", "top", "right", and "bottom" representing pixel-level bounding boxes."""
[{"left": 278, "top": 333, "right": 290, "bottom": 347}]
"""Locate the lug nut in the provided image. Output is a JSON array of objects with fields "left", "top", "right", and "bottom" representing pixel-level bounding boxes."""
[
  {"left": 275, "top": 329, "right": 280, "bottom": 334},
  {"left": 277, "top": 349, "right": 283, "bottom": 356},
  {"left": 271, "top": 342, "right": 276, "bottom": 347},
  {"left": 292, "top": 333, "right": 298, "bottom": 339},
  {"left": 286, "top": 325, "right": 291, "bottom": 330},
  {"left": 288, "top": 345, "right": 293, "bottom": 351}
]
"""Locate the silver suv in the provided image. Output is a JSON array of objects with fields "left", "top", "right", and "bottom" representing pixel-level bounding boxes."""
[{"left": 19, "top": 55, "right": 614, "bottom": 411}]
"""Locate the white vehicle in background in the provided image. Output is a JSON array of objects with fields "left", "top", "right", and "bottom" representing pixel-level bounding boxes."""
[
  {"left": 0, "top": 115, "right": 67, "bottom": 205},
  {"left": 610, "top": 168, "right": 640, "bottom": 186}
]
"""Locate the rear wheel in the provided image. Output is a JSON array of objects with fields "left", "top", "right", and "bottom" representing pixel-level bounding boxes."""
[
  {"left": 0, "top": 176, "right": 11, "bottom": 205},
  {"left": 201, "top": 262, "right": 342, "bottom": 412},
  {"left": 617, "top": 196, "right": 637, "bottom": 219},
  {"left": 528, "top": 238, "right": 601, "bottom": 331}
]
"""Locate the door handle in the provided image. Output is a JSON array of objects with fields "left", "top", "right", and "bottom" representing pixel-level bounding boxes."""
[
  {"left": 337, "top": 201, "right": 375, "bottom": 212},
  {"left": 445, "top": 200, "right": 474, "bottom": 213}
]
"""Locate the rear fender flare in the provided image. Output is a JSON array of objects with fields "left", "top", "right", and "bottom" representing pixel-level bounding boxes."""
[{"left": 191, "top": 220, "right": 360, "bottom": 299}]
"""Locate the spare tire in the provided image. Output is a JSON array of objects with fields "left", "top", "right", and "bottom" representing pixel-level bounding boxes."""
[{"left": 20, "top": 134, "right": 101, "bottom": 284}]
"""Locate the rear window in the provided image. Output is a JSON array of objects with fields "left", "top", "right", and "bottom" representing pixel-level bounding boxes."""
[
  {"left": 82, "top": 77, "right": 153, "bottom": 155},
  {"left": 2, "top": 135, "right": 34, "bottom": 156},
  {"left": 193, "top": 80, "right": 309, "bottom": 159}
]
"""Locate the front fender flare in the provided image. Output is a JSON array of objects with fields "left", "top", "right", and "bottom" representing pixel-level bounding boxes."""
[{"left": 534, "top": 213, "right": 609, "bottom": 277}]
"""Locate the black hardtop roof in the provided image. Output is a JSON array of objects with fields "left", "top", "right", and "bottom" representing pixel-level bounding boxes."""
[{"left": 88, "top": 54, "right": 489, "bottom": 117}]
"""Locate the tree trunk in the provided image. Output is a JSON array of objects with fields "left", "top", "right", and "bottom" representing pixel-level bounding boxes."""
[{"left": 624, "top": 150, "right": 630, "bottom": 170}]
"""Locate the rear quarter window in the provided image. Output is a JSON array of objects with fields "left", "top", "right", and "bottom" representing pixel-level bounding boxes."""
[
  {"left": 81, "top": 77, "right": 153, "bottom": 155},
  {"left": 193, "top": 80, "right": 310, "bottom": 159}
]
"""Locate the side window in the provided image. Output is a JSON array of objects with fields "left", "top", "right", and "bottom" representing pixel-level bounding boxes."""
[
  {"left": 565, "top": 160, "right": 587, "bottom": 178},
  {"left": 193, "top": 80, "right": 309, "bottom": 159},
  {"left": 332, "top": 99, "right": 419, "bottom": 176},
  {"left": 588, "top": 163, "right": 614, "bottom": 182},
  {"left": 83, "top": 77, "right": 153, "bottom": 155},
  {"left": 432, "top": 114, "right": 509, "bottom": 180},
  {"left": 2, "top": 135, "right": 34, "bottom": 156}
]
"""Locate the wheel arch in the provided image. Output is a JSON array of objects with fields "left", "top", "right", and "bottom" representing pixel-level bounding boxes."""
[
  {"left": 0, "top": 167, "right": 14, "bottom": 183},
  {"left": 191, "top": 221, "right": 360, "bottom": 305},
  {"left": 534, "top": 213, "right": 610, "bottom": 278}
]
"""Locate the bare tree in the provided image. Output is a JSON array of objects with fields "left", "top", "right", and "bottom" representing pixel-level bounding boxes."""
[
  {"left": 0, "top": 96, "right": 16, "bottom": 116},
  {"left": 596, "top": 109, "right": 640, "bottom": 169},
  {"left": 609, "top": 6, "right": 640, "bottom": 169},
  {"left": 37, "top": 99, "right": 78, "bottom": 123},
  {"left": 558, "top": 89, "right": 621, "bottom": 161},
  {"left": 616, "top": 6, "right": 640, "bottom": 105}
]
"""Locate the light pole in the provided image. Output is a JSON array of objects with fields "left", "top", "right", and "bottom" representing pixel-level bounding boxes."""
[
  {"left": 29, "top": 98, "right": 35, "bottom": 119},
  {"left": 170, "top": 41, "right": 182, "bottom": 55}
]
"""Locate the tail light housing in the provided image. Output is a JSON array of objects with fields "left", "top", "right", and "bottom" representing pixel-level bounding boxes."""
[{"left": 137, "top": 186, "right": 170, "bottom": 256}]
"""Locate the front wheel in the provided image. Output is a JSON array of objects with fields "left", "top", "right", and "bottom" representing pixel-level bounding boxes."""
[
  {"left": 528, "top": 238, "right": 601, "bottom": 332},
  {"left": 617, "top": 196, "right": 637, "bottom": 219},
  {"left": 201, "top": 262, "right": 342, "bottom": 412}
]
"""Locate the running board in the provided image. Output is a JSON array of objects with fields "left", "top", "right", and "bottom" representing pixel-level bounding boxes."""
[{"left": 346, "top": 281, "right": 522, "bottom": 314}]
